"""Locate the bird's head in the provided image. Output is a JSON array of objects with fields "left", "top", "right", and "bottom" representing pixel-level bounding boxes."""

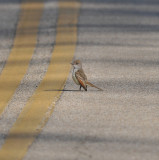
[{"left": 71, "top": 59, "right": 82, "bottom": 69}]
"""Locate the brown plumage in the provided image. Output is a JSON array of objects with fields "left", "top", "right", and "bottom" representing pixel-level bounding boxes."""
[
  {"left": 71, "top": 60, "right": 103, "bottom": 91},
  {"left": 75, "top": 69, "right": 87, "bottom": 91}
]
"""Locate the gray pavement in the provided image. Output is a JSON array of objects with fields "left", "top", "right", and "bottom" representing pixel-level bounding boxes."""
[
  {"left": 0, "top": 1, "right": 20, "bottom": 74},
  {"left": 25, "top": 0, "right": 159, "bottom": 160},
  {"left": 1, "top": 0, "right": 159, "bottom": 160},
  {"left": 0, "top": 0, "right": 58, "bottom": 147}
]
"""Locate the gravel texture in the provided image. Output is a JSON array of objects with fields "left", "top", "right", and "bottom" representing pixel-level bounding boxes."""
[
  {"left": 0, "top": 0, "right": 58, "bottom": 147},
  {"left": 1, "top": 0, "right": 159, "bottom": 159},
  {"left": 24, "top": 0, "right": 159, "bottom": 160}
]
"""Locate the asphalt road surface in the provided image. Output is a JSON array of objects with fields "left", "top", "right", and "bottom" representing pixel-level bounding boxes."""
[{"left": 0, "top": 0, "right": 159, "bottom": 160}]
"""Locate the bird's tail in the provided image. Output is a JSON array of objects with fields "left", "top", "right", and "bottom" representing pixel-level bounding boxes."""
[{"left": 86, "top": 81, "right": 103, "bottom": 91}]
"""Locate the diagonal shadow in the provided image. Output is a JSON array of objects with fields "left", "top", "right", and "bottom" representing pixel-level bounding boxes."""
[{"left": 1, "top": 132, "right": 159, "bottom": 147}]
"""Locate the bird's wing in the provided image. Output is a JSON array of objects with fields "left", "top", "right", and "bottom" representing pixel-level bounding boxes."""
[
  {"left": 80, "top": 69, "right": 87, "bottom": 81},
  {"left": 75, "top": 69, "right": 87, "bottom": 90}
]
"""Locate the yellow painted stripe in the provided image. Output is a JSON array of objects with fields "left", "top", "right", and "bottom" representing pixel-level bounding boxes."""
[
  {"left": 0, "top": 0, "right": 80, "bottom": 160},
  {"left": 0, "top": 0, "right": 44, "bottom": 115}
]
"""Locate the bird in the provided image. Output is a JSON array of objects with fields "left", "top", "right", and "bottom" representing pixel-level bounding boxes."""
[{"left": 71, "top": 60, "right": 103, "bottom": 91}]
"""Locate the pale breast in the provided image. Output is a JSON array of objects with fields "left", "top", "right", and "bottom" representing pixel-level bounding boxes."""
[{"left": 72, "top": 69, "right": 80, "bottom": 85}]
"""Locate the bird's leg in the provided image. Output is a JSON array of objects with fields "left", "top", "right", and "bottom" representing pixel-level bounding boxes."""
[{"left": 79, "top": 85, "right": 82, "bottom": 91}]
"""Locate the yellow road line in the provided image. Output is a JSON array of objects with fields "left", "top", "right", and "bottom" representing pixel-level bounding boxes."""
[
  {"left": 0, "top": 0, "right": 80, "bottom": 160},
  {"left": 0, "top": 0, "right": 44, "bottom": 115}
]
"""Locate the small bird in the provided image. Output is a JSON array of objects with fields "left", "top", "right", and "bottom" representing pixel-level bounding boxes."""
[{"left": 71, "top": 60, "right": 103, "bottom": 91}]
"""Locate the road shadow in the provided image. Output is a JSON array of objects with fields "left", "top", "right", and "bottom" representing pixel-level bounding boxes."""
[{"left": 1, "top": 132, "right": 159, "bottom": 147}]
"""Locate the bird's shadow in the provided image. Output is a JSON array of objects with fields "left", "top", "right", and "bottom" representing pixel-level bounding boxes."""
[
  {"left": 44, "top": 89, "right": 103, "bottom": 92},
  {"left": 44, "top": 89, "right": 80, "bottom": 92}
]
